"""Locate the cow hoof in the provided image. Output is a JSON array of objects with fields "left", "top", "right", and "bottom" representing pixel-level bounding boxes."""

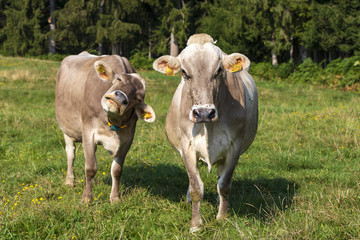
[
  {"left": 190, "top": 227, "right": 201, "bottom": 234},
  {"left": 65, "top": 182, "right": 74, "bottom": 188},
  {"left": 216, "top": 213, "right": 227, "bottom": 220},
  {"left": 190, "top": 218, "right": 203, "bottom": 233},
  {"left": 65, "top": 177, "right": 74, "bottom": 187},
  {"left": 82, "top": 195, "right": 92, "bottom": 204},
  {"left": 110, "top": 197, "right": 120, "bottom": 204}
]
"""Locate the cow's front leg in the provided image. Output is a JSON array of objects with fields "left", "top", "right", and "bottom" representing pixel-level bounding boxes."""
[
  {"left": 183, "top": 149, "right": 204, "bottom": 232},
  {"left": 109, "top": 156, "right": 125, "bottom": 203},
  {"left": 82, "top": 138, "right": 97, "bottom": 203},
  {"left": 216, "top": 154, "right": 239, "bottom": 220}
]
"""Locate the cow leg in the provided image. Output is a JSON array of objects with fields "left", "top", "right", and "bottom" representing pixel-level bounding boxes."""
[
  {"left": 64, "top": 134, "right": 76, "bottom": 187},
  {"left": 183, "top": 151, "right": 204, "bottom": 232},
  {"left": 109, "top": 156, "right": 125, "bottom": 203},
  {"left": 82, "top": 139, "right": 97, "bottom": 203},
  {"left": 216, "top": 155, "right": 239, "bottom": 220}
]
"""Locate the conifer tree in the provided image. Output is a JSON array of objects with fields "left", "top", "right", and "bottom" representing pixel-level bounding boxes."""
[
  {"left": 53, "top": 0, "right": 97, "bottom": 54},
  {"left": 0, "top": 0, "right": 358, "bottom": 64},
  {"left": 1, "top": 0, "right": 47, "bottom": 56}
]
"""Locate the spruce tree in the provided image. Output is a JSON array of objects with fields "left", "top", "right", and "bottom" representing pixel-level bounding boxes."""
[{"left": 1, "top": 0, "right": 47, "bottom": 56}]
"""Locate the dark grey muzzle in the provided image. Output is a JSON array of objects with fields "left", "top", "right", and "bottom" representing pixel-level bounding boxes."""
[{"left": 189, "top": 105, "right": 218, "bottom": 123}]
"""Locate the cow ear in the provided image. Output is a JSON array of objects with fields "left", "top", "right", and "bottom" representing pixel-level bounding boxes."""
[
  {"left": 135, "top": 102, "right": 156, "bottom": 123},
  {"left": 153, "top": 55, "right": 181, "bottom": 76},
  {"left": 94, "top": 61, "right": 114, "bottom": 82},
  {"left": 222, "top": 53, "right": 250, "bottom": 73}
]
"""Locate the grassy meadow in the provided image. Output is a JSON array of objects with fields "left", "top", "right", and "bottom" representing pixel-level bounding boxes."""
[{"left": 0, "top": 55, "right": 360, "bottom": 239}]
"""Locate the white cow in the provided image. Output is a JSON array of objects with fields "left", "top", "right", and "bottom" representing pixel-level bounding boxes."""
[{"left": 153, "top": 34, "right": 258, "bottom": 231}]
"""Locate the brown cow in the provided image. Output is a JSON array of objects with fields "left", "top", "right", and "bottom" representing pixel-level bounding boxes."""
[
  {"left": 55, "top": 51, "right": 155, "bottom": 203},
  {"left": 153, "top": 34, "right": 258, "bottom": 232}
]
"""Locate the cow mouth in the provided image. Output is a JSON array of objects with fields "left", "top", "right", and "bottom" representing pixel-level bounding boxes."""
[
  {"left": 106, "top": 97, "right": 120, "bottom": 109},
  {"left": 103, "top": 90, "right": 129, "bottom": 115}
]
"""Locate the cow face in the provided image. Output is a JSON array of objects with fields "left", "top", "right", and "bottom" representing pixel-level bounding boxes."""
[
  {"left": 94, "top": 61, "right": 155, "bottom": 123},
  {"left": 153, "top": 44, "right": 250, "bottom": 124},
  {"left": 180, "top": 43, "right": 223, "bottom": 123}
]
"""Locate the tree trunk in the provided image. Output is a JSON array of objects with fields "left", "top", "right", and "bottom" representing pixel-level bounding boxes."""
[
  {"left": 48, "top": 0, "right": 56, "bottom": 55},
  {"left": 300, "top": 45, "right": 308, "bottom": 62},
  {"left": 98, "top": 43, "right": 103, "bottom": 55},
  {"left": 170, "top": 27, "right": 178, "bottom": 57},
  {"left": 272, "top": 52, "right": 278, "bottom": 66},
  {"left": 119, "top": 42, "right": 123, "bottom": 56},
  {"left": 289, "top": 36, "right": 294, "bottom": 62},
  {"left": 112, "top": 43, "right": 119, "bottom": 55},
  {"left": 329, "top": 48, "right": 334, "bottom": 63},
  {"left": 271, "top": 33, "right": 278, "bottom": 66},
  {"left": 148, "top": 23, "right": 152, "bottom": 59},
  {"left": 98, "top": 0, "right": 104, "bottom": 55}
]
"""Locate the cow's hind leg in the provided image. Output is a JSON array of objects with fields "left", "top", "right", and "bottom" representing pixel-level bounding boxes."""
[
  {"left": 64, "top": 134, "right": 76, "bottom": 187},
  {"left": 183, "top": 151, "right": 204, "bottom": 232},
  {"left": 216, "top": 155, "right": 239, "bottom": 220}
]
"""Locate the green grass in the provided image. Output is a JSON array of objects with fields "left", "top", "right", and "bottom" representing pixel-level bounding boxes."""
[{"left": 1, "top": 55, "right": 360, "bottom": 239}]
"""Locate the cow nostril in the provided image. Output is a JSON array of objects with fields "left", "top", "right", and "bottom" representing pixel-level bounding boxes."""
[
  {"left": 123, "top": 99, "right": 128, "bottom": 105},
  {"left": 191, "top": 107, "right": 217, "bottom": 122},
  {"left": 193, "top": 109, "right": 200, "bottom": 117},
  {"left": 115, "top": 91, "right": 121, "bottom": 96},
  {"left": 208, "top": 109, "right": 216, "bottom": 120}
]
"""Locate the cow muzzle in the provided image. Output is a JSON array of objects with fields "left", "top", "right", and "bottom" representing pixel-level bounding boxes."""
[
  {"left": 189, "top": 104, "right": 218, "bottom": 123},
  {"left": 104, "top": 90, "right": 129, "bottom": 115}
]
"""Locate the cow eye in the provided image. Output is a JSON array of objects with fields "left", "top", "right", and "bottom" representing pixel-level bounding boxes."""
[
  {"left": 181, "top": 69, "right": 190, "bottom": 80},
  {"left": 181, "top": 69, "right": 187, "bottom": 77},
  {"left": 214, "top": 67, "right": 222, "bottom": 77}
]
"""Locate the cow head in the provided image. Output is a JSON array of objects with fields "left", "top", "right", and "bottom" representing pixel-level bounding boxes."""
[
  {"left": 153, "top": 33, "right": 250, "bottom": 123},
  {"left": 94, "top": 60, "right": 155, "bottom": 123}
]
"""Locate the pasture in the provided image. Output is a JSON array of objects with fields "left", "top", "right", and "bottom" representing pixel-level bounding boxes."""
[{"left": 0, "top": 56, "right": 360, "bottom": 239}]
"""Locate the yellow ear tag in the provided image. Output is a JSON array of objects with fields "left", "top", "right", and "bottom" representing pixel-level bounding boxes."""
[
  {"left": 97, "top": 65, "right": 105, "bottom": 73},
  {"left": 141, "top": 112, "right": 152, "bottom": 120},
  {"left": 97, "top": 65, "right": 109, "bottom": 80},
  {"left": 165, "top": 66, "right": 174, "bottom": 76},
  {"left": 231, "top": 60, "right": 243, "bottom": 72}
]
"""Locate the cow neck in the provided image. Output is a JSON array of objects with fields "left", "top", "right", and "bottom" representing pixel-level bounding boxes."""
[{"left": 107, "top": 108, "right": 135, "bottom": 131}]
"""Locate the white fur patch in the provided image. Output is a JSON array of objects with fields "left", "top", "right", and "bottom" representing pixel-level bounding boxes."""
[{"left": 94, "top": 129, "right": 120, "bottom": 157}]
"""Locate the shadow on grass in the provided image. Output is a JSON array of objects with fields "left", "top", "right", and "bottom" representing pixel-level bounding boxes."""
[
  {"left": 112, "top": 163, "right": 297, "bottom": 219},
  {"left": 119, "top": 163, "right": 189, "bottom": 202},
  {"left": 227, "top": 177, "right": 297, "bottom": 219}
]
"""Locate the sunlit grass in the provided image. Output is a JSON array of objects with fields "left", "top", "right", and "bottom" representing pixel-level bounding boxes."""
[{"left": 0, "top": 55, "right": 360, "bottom": 238}]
